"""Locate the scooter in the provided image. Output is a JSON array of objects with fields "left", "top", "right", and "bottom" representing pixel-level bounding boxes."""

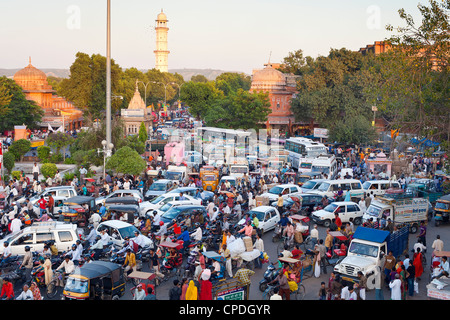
[{"left": 258, "top": 262, "right": 280, "bottom": 292}]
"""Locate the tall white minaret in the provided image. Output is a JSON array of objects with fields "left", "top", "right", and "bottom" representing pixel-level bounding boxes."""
[{"left": 154, "top": 9, "right": 169, "bottom": 73}]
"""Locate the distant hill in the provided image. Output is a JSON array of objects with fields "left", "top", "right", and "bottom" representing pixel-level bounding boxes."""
[{"left": 0, "top": 68, "right": 247, "bottom": 81}]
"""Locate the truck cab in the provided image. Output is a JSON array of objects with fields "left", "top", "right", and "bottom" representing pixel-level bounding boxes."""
[{"left": 334, "top": 226, "right": 409, "bottom": 287}]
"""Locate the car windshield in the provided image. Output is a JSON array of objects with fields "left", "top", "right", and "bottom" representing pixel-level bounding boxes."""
[
  {"left": 311, "top": 166, "right": 330, "bottom": 174},
  {"left": 118, "top": 225, "right": 140, "bottom": 239},
  {"left": 148, "top": 183, "right": 167, "bottom": 191},
  {"left": 362, "top": 182, "right": 371, "bottom": 190},
  {"left": 159, "top": 203, "right": 174, "bottom": 212},
  {"left": 150, "top": 196, "right": 165, "bottom": 204},
  {"left": 269, "top": 186, "right": 283, "bottom": 195},
  {"left": 203, "top": 175, "right": 216, "bottom": 181},
  {"left": 366, "top": 205, "right": 381, "bottom": 217},
  {"left": 298, "top": 176, "right": 311, "bottom": 183},
  {"left": 300, "top": 163, "right": 312, "bottom": 169},
  {"left": 230, "top": 167, "right": 248, "bottom": 174},
  {"left": 436, "top": 202, "right": 450, "bottom": 210},
  {"left": 324, "top": 203, "right": 338, "bottom": 213},
  {"left": 64, "top": 278, "right": 88, "bottom": 294},
  {"left": 349, "top": 241, "right": 379, "bottom": 258},
  {"left": 247, "top": 210, "right": 265, "bottom": 221},
  {"left": 318, "top": 182, "right": 330, "bottom": 192},
  {"left": 161, "top": 207, "right": 183, "bottom": 220},
  {"left": 165, "top": 172, "right": 182, "bottom": 180},
  {"left": 301, "top": 181, "right": 317, "bottom": 190}
]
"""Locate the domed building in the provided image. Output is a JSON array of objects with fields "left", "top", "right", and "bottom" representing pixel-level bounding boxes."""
[
  {"left": 13, "top": 58, "right": 83, "bottom": 131},
  {"left": 249, "top": 63, "right": 299, "bottom": 135}
]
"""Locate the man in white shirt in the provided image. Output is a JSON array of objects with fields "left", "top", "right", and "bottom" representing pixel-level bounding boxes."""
[
  {"left": 32, "top": 163, "right": 40, "bottom": 181},
  {"left": 90, "top": 211, "right": 101, "bottom": 229},
  {"left": 123, "top": 179, "right": 130, "bottom": 190},
  {"left": 56, "top": 256, "right": 75, "bottom": 285},
  {"left": 432, "top": 235, "right": 444, "bottom": 252},
  {"left": 132, "top": 231, "right": 146, "bottom": 248},
  {"left": 310, "top": 224, "right": 319, "bottom": 247},
  {"left": 340, "top": 285, "right": 350, "bottom": 300},
  {"left": 16, "top": 284, "right": 34, "bottom": 300},
  {"left": 206, "top": 201, "right": 215, "bottom": 218},
  {"left": 10, "top": 215, "right": 22, "bottom": 234},
  {"left": 191, "top": 224, "right": 203, "bottom": 242}
]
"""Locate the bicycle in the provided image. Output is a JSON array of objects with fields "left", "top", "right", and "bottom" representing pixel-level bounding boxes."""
[{"left": 46, "top": 270, "right": 65, "bottom": 299}]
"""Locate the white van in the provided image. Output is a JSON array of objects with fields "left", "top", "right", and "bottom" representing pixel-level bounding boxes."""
[
  {"left": 309, "top": 179, "right": 364, "bottom": 200},
  {"left": 0, "top": 222, "right": 80, "bottom": 255},
  {"left": 362, "top": 180, "right": 401, "bottom": 197}
]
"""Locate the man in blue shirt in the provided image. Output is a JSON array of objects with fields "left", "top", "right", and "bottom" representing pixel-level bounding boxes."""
[
  {"left": 99, "top": 202, "right": 107, "bottom": 217},
  {"left": 177, "top": 227, "right": 190, "bottom": 254}
]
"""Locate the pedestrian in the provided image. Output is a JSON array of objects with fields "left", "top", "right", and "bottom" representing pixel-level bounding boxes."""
[
  {"left": 253, "top": 233, "right": 264, "bottom": 269},
  {"left": 184, "top": 280, "right": 198, "bottom": 300},
  {"left": 180, "top": 278, "right": 189, "bottom": 300},
  {"left": 271, "top": 269, "right": 290, "bottom": 300},
  {"left": 413, "top": 247, "right": 424, "bottom": 281},
  {"left": 417, "top": 221, "right": 427, "bottom": 247},
  {"left": 310, "top": 224, "right": 319, "bottom": 248},
  {"left": 199, "top": 269, "right": 213, "bottom": 300},
  {"left": 383, "top": 250, "right": 396, "bottom": 286},
  {"left": 270, "top": 286, "right": 282, "bottom": 300},
  {"left": 389, "top": 273, "right": 402, "bottom": 300},
  {"left": 234, "top": 268, "right": 255, "bottom": 291},
  {"left": 220, "top": 244, "right": 232, "bottom": 278},
  {"left": 328, "top": 273, "right": 343, "bottom": 300},
  {"left": 318, "top": 281, "right": 327, "bottom": 300},
  {"left": 32, "top": 162, "right": 39, "bottom": 182},
  {"left": 133, "top": 284, "right": 146, "bottom": 300},
  {"left": 357, "top": 271, "right": 367, "bottom": 300},
  {"left": 432, "top": 235, "right": 444, "bottom": 252}
]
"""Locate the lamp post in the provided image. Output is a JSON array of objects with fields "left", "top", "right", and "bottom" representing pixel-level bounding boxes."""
[
  {"left": 137, "top": 80, "right": 151, "bottom": 107},
  {"left": 169, "top": 82, "right": 183, "bottom": 110},
  {"left": 151, "top": 81, "right": 168, "bottom": 105},
  {"left": 98, "top": 139, "right": 114, "bottom": 180},
  {"left": 106, "top": 0, "right": 112, "bottom": 149}
]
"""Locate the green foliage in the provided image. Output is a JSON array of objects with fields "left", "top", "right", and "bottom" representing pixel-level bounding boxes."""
[
  {"left": 138, "top": 122, "right": 147, "bottom": 144},
  {"left": 63, "top": 172, "right": 75, "bottom": 182},
  {"left": 204, "top": 89, "right": 271, "bottom": 130},
  {"left": 37, "top": 145, "right": 51, "bottom": 161},
  {"left": 191, "top": 74, "right": 209, "bottom": 83},
  {"left": 8, "top": 139, "right": 31, "bottom": 161},
  {"left": 0, "top": 77, "right": 44, "bottom": 131},
  {"left": 41, "top": 163, "right": 58, "bottom": 179},
  {"left": 49, "top": 154, "right": 63, "bottom": 163},
  {"left": 328, "top": 115, "right": 378, "bottom": 145},
  {"left": 46, "top": 132, "right": 74, "bottom": 157},
  {"left": 106, "top": 146, "right": 146, "bottom": 176},
  {"left": 11, "top": 171, "right": 21, "bottom": 180},
  {"left": 214, "top": 72, "right": 251, "bottom": 96},
  {"left": 3, "top": 152, "right": 15, "bottom": 173},
  {"left": 180, "top": 81, "right": 224, "bottom": 119},
  {"left": 63, "top": 157, "right": 76, "bottom": 165}
]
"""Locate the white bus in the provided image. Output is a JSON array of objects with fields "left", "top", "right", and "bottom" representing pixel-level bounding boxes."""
[
  {"left": 311, "top": 154, "right": 338, "bottom": 179},
  {"left": 284, "top": 137, "right": 328, "bottom": 171}
]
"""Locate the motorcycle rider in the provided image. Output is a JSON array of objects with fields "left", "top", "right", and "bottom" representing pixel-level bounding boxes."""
[
  {"left": 0, "top": 242, "right": 12, "bottom": 268},
  {"left": 191, "top": 223, "right": 203, "bottom": 243},
  {"left": 20, "top": 245, "right": 33, "bottom": 284},
  {"left": 89, "top": 235, "right": 104, "bottom": 260}
]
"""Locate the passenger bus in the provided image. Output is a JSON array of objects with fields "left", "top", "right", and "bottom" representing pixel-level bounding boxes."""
[
  {"left": 284, "top": 137, "right": 328, "bottom": 171},
  {"left": 311, "top": 154, "right": 338, "bottom": 179}
]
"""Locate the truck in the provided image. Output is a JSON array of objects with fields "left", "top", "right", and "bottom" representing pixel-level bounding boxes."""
[
  {"left": 334, "top": 226, "right": 409, "bottom": 287},
  {"left": 407, "top": 178, "right": 443, "bottom": 204},
  {"left": 363, "top": 189, "right": 429, "bottom": 234},
  {"left": 165, "top": 165, "right": 188, "bottom": 184}
]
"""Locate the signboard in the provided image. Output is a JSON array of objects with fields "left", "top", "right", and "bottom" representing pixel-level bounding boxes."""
[
  {"left": 216, "top": 286, "right": 245, "bottom": 300},
  {"left": 313, "top": 128, "right": 328, "bottom": 138}
]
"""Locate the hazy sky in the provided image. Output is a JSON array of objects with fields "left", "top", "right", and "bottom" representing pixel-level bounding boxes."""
[{"left": 0, "top": 0, "right": 423, "bottom": 75}]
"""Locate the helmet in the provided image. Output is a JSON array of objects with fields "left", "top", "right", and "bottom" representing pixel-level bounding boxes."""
[
  {"left": 194, "top": 222, "right": 200, "bottom": 228},
  {"left": 24, "top": 246, "right": 30, "bottom": 252},
  {"left": 159, "top": 221, "right": 164, "bottom": 226}
]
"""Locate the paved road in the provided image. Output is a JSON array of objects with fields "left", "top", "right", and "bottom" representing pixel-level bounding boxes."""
[{"left": 18, "top": 215, "right": 449, "bottom": 301}]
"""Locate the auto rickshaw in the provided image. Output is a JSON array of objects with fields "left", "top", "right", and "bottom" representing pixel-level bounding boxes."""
[
  {"left": 128, "top": 271, "right": 157, "bottom": 298},
  {"left": 200, "top": 166, "right": 220, "bottom": 191},
  {"left": 434, "top": 194, "right": 450, "bottom": 226},
  {"left": 104, "top": 198, "right": 140, "bottom": 224},
  {"left": 60, "top": 196, "right": 96, "bottom": 227},
  {"left": 62, "top": 261, "right": 126, "bottom": 300},
  {"left": 84, "top": 178, "right": 97, "bottom": 195}
]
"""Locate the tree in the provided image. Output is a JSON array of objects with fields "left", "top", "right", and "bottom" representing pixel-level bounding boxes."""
[
  {"left": 138, "top": 122, "right": 147, "bottom": 144},
  {"left": 328, "top": 115, "right": 378, "bottom": 145},
  {"left": 191, "top": 74, "right": 209, "bottom": 83},
  {"left": 180, "top": 81, "right": 224, "bottom": 120},
  {"left": 106, "top": 146, "right": 146, "bottom": 176},
  {"left": 278, "top": 49, "right": 313, "bottom": 75},
  {"left": 41, "top": 163, "right": 58, "bottom": 179},
  {"left": 8, "top": 139, "right": 31, "bottom": 161},
  {"left": 0, "top": 77, "right": 44, "bottom": 131},
  {"left": 46, "top": 132, "right": 74, "bottom": 160},
  {"left": 3, "top": 151, "right": 15, "bottom": 174},
  {"left": 37, "top": 145, "right": 51, "bottom": 162},
  {"left": 214, "top": 72, "right": 251, "bottom": 96},
  {"left": 204, "top": 89, "right": 271, "bottom": 130}
]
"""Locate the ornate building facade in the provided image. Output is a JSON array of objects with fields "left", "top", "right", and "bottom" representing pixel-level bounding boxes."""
[
  {"left": 121, "top": 81, "right": 153, "bottom": 135},
  {"left": 13, "top": 59, "right": 83, "bottom": 130}
]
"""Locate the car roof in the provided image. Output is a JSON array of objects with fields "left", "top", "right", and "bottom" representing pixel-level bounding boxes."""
[
  {"left": 171, "top": 205, "right": 205, "bottom": 210},
  {"left": 328, "top": 201, "right": 358, "bottom": 205},
  {"left": 154, "top": 179, "right": 172, "bottom": 184},
  {"left": 250, "top": 206, "right": 274, "bottom": 212},
  {"left": 99, "top": 220, "right": 133, "bottom": 228}
]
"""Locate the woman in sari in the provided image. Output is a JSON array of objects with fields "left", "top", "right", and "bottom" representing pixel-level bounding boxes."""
[
  {"left": 199, "top": 269, "right": 213, "bottom": 300},
  {"left": 141, "top": 218, "right": 152, "bottom": 236},
  {"left": 413, "top": 247, "right": 424, "bottom": 280},
  {"left": 185, "top": 280, "right": 198, "bottom": 300},
  {"left": 43, "top": 255, "right": 53, "bottom": 286},
  {"left": 30, "top": 281, "right": 42, "bottom": 300},
  {"left": 180, "top": 278, "right": 189, "bottom": 300}
]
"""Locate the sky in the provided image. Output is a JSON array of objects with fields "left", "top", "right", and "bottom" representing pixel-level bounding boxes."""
[{"left": 0, "top": 0, "right": 424, "bottom": 75}]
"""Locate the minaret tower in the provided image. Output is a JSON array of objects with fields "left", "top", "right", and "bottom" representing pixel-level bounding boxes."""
[{"left": 154, "top": 9, "right": 169, "bottom": 73}]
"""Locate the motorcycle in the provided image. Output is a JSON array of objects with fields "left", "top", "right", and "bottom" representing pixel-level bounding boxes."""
[
  {"left": 182, "top": 250, "right": 198, "bottom": 278},
  {"left": 258, "top": 262, "right": 280, "bottom": 292}
]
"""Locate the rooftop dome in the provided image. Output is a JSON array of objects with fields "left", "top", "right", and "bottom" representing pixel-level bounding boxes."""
[
  {"left": 127, "top": 82, "right": 146, "bottom": 110},
  {"left": 250, "top": 66, "right": 286, "bottom": 91},
  {"left": 157, "top": 9, "right": 167, "bottom": 21},
  {"left": 14, "top": 58, "right": 53, "bottom": 92},
  {"left": 14, "top": 58, "right": 47, "bottom": 82}
]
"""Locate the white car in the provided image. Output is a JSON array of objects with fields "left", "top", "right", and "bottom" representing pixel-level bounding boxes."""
[
  {"left": 236, "top": 206, "right": 280, "bottom": 233},
  {"left": 95, "top": 189, "right": 144, "bottom": 206},
  {"left": 0, "top": 222, "right": 81, "bottom": 255},
  {"left": 311, "top": 201, "right": 363, "bottom": 228},
  {"left": 261, "top": 184, "right": 302, "bottom": 201},
  {"left": 143, "top": 194, "right": 202, "bottom": 216},
  {"left": 152, "top": 200, "right": 201, "bottom": 218},
  {"left": 96, "top": 220, "right": 153, "bottom": 248}
]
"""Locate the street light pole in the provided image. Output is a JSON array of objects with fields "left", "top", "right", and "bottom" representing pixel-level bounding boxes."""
[
  {"left": 137, "top": 80, "right": 151, "bottom": 107},
  {"left": 106, "top": 0, "right": 112, "bottom": 149}
]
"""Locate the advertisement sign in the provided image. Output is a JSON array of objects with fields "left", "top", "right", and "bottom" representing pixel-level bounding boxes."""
[
  {"left": 216, "top": 287, "right": 245, "bottom": 300},
  {"left": 314, "top": 128, "right": 328, "bottom": 138}
]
